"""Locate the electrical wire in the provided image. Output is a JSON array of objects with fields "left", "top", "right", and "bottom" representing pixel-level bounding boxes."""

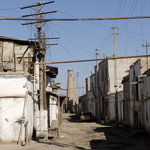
[
  {"left": 119, "top": 0, "right": 138, "bottom": 34},
  {"left": 47, "top": 23, "right": 93, "bottom": 55},
  {"left": 57, "top": 10, "right": 110, "bottom": 29},
  {"left": 0, "top": 7, "right": 19, "bottom": 11},
  {"left": 44, "top": 19, "right": 96, "bottom": 85}
]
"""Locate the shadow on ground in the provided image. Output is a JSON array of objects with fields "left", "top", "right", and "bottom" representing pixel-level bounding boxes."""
[
  {"left": 35, "top": 140, "right": 87, "bottom": 150},
  {"left": 34, "top": 114, "right": 150, "bottom": 150},
  {"left": 66, "top": 114, "right": 81, "bottom": 122},
  {"left": 90, "top": 126, "right": 150, "bottom": 150}
]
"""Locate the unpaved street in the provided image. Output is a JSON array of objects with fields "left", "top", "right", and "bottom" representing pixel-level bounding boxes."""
[{"left": 0, "top": 113, "right": 150, "bottom": 150}]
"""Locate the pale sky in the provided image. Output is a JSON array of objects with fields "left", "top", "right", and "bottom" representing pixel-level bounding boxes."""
[{"left": 0, "top": 0, "right": 150, "bottom": 95}]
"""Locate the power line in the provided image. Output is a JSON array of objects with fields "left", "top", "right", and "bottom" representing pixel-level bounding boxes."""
[
  {"left": 35, "top": 55, "right": 150, "bottom": 65},
  {"left": 0, "top": 16, "right": 150, "bottom": 21}
]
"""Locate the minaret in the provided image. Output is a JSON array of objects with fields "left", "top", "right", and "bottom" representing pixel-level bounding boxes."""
[{"left": 67, "top": 67, "right": 76, "bottom": 113}]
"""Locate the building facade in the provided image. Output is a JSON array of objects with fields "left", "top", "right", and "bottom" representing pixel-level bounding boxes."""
[
  {"left": 80, "top": 55, "right": 150, "bottom": 126},
  {"left": 94, "top": 56, "right": 145, "bottom": 122},
  {"left": 0, "top": 36, "right": 64, "bottom": 143},
  {"left": 122, "top": 58, "right": 150, "bottom": 131}
]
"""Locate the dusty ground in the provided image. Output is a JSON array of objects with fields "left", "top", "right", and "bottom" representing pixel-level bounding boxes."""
[{"left": 0, "top": 113, "right": 150, "bottom": 150}]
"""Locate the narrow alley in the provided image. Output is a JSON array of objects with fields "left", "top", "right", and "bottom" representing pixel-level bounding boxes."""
[
  {"left": 46, "top": 113, "right": 150, "bottom": 150},
  {"left": 1, "top": 113, "right": 150, "bottom": 150}
]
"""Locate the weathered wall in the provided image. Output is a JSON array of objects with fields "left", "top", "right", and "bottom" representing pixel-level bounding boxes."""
[
  {"left": 108, "top": 93, "right": 115, "bottom": 121},
  {"left": 87, "top": 99, "right": 95, "bottom": 116},
  {"left": 0, "top": 40, "right": 34, "bottom": 73},
  {"left": 0, "top": 73, "right": 34, "bottom": 143},
  {"left": 141, "top": 76, "right": 150, "bottom": 133},
  {"left": 108, "top": 58, "right": 142, "bottom": 93},
  {"left": 142, "top": 99, "right": 150, "bottom": 133},
  {"left": 108, "top": 91, "right": 123, "bottom": 122},
  {"left": 49, "top": 96, "right": 58, "bottom": 127},
  {"left": 0, "top": 98, "right": 24, "bottom": 142},
  {"left": 35, "top": 110, "right": 48, "bottom": 140}
]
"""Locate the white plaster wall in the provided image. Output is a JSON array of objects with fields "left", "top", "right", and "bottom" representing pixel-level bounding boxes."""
[
  {"left": 49, "top": 97, "right": 58, "bottom": 127},
  {"left": 35, "top": 110, "right": 48, "bottom": 138},
  {"left": 24, "top": 78, "right": 34, "bottom": 141},
  {"left": 129, "top": 59, "right": 150, "bottom": 100},
  {"left": 0, "top": 98, "right": 24, "bottom": 142},
  {"left": 0, "top": 75, "right": 27, "bottom": 97},
  {"left": 108, "top": 93, "right": 115, "bottom": 121},
  {"left": 108, "top": 91, "right": 123, "bottom": 122},
  {"left": 0, "top": 74, "right": 34, "bottom": 143},
  {"left": 108, "top": 58, "right": 142, "bottom": 93}
]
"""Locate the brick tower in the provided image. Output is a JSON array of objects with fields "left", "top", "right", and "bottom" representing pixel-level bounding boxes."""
[{"left": 67, "top": 67, "right": 76, "bottom": 113}]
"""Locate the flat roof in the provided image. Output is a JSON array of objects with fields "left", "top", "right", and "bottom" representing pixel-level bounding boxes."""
[{"left": 0, "top": 36, "right": 36, "bottom": 45}]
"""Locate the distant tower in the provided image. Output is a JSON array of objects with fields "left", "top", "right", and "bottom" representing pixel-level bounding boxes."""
[{"left": 67, "top": 67, "right": 76, "bottom": 113}]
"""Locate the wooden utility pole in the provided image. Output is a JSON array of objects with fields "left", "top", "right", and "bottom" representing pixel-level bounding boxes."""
[
  {"left": 21, "top": 1, "right": 56, "bottom": 110},
  {"left": 21, "top": 1, "right": 57, "bottom": 140},
  {"left": 37, "top": 2, "right": 46, "bottom": 110},
  {"left": 112, "top": 27, "right": 119, "bottom": 128}
]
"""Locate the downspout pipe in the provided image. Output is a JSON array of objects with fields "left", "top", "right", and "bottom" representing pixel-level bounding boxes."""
[{"left": 17, "top": 93, "right": 28, "bottom": 146}]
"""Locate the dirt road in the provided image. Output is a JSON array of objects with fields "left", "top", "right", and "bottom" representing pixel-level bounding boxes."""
[{"left": 0, "top": 113, "right": 150, "bottom": 150}]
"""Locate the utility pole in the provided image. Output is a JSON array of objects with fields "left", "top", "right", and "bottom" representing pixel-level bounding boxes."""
[
  {"left": 37, "top": 1, "right": 46, "bottom": 110},
  {"left": 95, "top": 49, "right": 100, "bottom": 121},
  {"left": 112, "top": 27, "right": 119, "bottom": 128},
  {"left": 21, "top": 1, "right": 57, "bottom": 139},
  {"left": 21, "top": 1, "right": 57, "bottom": 110},
  {"left": 112, "top": 27, "right": 118, "bottom": 57},
  {"left": 142, "top": 40, "right": 150, "bottom": 69},
  {"left": 95, "top": 49, "right": 99, "bottom": 70}
]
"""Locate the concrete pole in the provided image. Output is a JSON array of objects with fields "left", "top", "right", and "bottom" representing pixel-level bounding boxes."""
[
  {"left": 142, "top": 40, "right": 150, "bottom": 70},
  {"left": 58, "top": 96, "right": 61, "bottom": 137},
  {"left": 112, "top": 27, "right": 119, "bottom": 128},
  {"left": 95, "top": 49, "right": 100, "bottom": 121}
]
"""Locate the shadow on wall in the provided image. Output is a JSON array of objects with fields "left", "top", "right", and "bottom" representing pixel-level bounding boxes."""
[{"left": 68, "top": 100, "right": 73, "bottom": 113}]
